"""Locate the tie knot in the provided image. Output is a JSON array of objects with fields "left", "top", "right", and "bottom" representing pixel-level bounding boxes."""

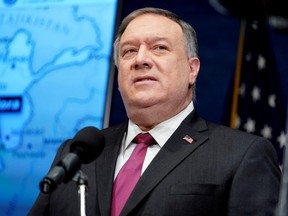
[{"left": 133, "top": 133, "right": 156, "bottom": 146}]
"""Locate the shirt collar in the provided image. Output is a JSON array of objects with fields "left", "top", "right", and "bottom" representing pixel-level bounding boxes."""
[{"left": 125, "top": 102, "right": 194, "bottom": 149}]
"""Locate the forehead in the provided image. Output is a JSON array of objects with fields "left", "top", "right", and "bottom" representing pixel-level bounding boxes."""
[{"left": 120, "top": 13, "right": 183, "bottom": 43}]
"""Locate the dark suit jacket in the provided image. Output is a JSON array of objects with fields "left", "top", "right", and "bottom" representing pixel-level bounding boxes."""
[{"left": 29, "top": 111, "right": 281, "bottom": 216}]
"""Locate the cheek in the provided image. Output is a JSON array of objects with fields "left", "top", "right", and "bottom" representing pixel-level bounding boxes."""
[
  {"left": 118, "top": 65, "right": 130, "bottom": 86},
  {"left": 117, "top": 72, "right": 128, "bottom": 93},
  {"left": 168, "top": 64, "right": 190, "bottom": 83}
]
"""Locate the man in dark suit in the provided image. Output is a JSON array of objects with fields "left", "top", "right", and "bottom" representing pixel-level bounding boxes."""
[{"left": 29, "top": 7, "right": 281, "bottom": 216}]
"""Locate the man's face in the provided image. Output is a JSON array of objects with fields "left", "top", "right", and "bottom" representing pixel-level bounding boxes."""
[{"left": 117, "top": 14, "right": 199, "bottom": 120}]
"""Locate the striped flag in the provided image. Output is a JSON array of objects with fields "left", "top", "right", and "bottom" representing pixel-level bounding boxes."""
[
  {"left": 230, "top": 17, "right": 287, "bottom": 163},
  {"left": 183, "top": 135, "right": 194, "bottom": 144}
]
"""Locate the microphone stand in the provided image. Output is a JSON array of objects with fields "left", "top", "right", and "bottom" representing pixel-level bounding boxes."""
[{"left": 73, "top": 170, "right": 88, "bottom": 216}]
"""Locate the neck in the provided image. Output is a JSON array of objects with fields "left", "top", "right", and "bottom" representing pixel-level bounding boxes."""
[{"left": 126, "top": 100, "right": 192, "bottom": 131}]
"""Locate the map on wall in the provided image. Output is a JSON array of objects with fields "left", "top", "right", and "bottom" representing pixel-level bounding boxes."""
[{"left": 0, "top": 0, "right": 117, "bottom": 215}]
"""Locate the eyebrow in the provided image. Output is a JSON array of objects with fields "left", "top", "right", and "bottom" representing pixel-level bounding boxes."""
[{"left": 119, "top": 36, "right": 170, "bottom": 49}]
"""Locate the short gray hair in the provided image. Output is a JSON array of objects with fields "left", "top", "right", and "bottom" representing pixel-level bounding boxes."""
[{"left": 113, "top": 7, "right": 198, "bottom": 66}]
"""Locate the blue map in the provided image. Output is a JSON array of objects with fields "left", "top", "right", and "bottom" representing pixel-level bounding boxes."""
[{"left": 0, "top": 1, "right": 117, "bottom": 215}]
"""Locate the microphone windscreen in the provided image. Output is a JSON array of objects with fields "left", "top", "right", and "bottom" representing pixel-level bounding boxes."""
[{"left": 70, "top": 126, "right": 105, "bottom": 164}]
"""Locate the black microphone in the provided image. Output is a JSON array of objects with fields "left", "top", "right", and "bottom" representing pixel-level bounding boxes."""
[{"left": 39, "top": 126, "right": 105, "bottom": 194}]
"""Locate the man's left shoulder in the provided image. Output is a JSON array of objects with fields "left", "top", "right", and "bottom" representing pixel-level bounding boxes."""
[{"left": 206, "top": 121, "right": 274, "bottom": 149}]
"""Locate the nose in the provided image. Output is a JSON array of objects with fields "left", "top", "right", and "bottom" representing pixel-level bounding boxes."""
[{"left": 133, "top": 46, "right": 152, "bottom": 70}]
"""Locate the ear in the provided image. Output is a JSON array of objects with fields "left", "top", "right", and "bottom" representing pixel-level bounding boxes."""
[{"left": 188, "top": 57, "right": 200, "bottom": 85}]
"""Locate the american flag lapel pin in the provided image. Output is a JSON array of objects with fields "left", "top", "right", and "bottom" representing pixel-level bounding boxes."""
[{"left": 183, "top": 135, "right": 194, "bottom": 144}]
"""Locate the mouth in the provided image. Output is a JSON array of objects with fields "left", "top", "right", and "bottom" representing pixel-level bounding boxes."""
[{"left": 134, "top": 76, "right": 157, "bottom": 83}]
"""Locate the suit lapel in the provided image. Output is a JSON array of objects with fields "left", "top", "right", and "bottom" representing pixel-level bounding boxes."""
[
  {"left": 95, "top": 122, "right": 128, "bottom": 216},
  {"left": 121, "top": 111, "right": 209, "bottom": 216}
]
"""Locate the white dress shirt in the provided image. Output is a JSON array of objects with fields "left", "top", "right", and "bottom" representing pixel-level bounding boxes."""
[{"left": 114, "top": 102, "right": 194, "bottom": 179}]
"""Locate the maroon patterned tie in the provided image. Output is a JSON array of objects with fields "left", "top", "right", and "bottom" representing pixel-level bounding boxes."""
[{"left": 111, "top": 133, "right": 155, "bottom": 216}]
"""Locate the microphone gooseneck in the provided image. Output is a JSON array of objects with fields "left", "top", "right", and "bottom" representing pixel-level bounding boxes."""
[{"left": 39, "top": 126, "right": 105, "bottom": 194}]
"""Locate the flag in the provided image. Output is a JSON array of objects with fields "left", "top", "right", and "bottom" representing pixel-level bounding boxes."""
[
  {"left": 230, "top": 17, "right": 287, "bottom": 163},
  {"left": 183, "top": 135, "right": 194, "bottom": 144}
]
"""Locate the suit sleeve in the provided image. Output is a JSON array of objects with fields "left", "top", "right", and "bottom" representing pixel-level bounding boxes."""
[
  {"left": 28, "top": 140, "right": 71, "bottom": 216},
  {"left": 228, "top": 137, "right": 281, "bottom": 216}
]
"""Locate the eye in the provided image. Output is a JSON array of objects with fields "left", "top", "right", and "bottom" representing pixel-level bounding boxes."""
[
  {"left": 157, "top": 45, "right": 166, "bottom": 50},
  {"left": 122, "top": 48, "right": 137, "bottom": 57},
  {"left": 153, "top": 44, "right": 168, "bottom": 52}
]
